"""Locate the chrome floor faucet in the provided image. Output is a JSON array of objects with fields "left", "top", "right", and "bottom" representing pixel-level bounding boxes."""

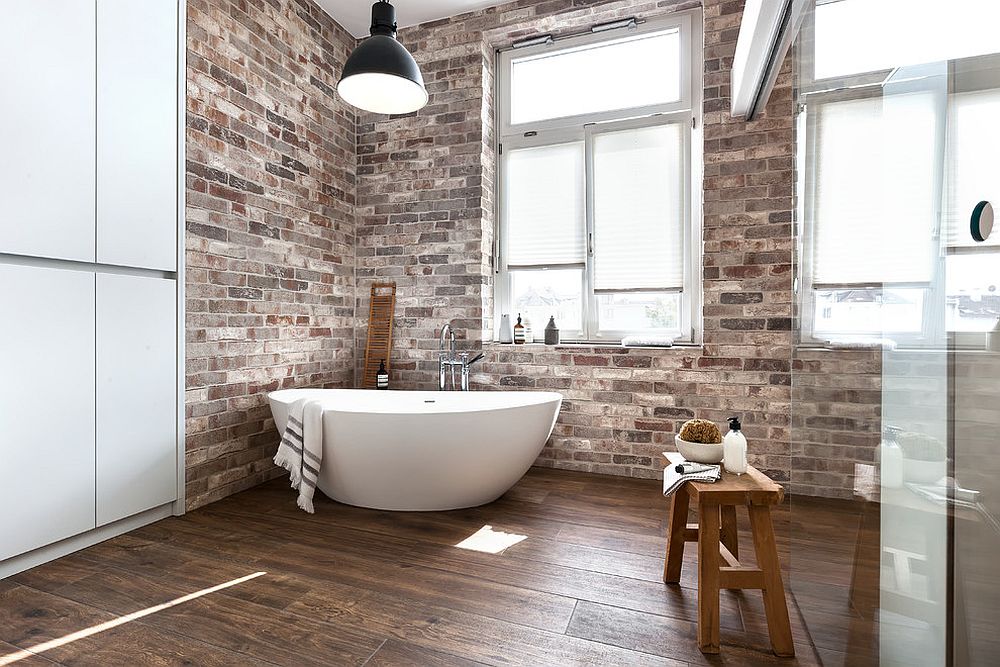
[{"left": 438, "top": 323, "right": 484, "bottom": 390}]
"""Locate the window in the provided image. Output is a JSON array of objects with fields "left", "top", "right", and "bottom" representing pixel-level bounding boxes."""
[
  {"left": 496, "top": 12, "right": 702, "bottom": 342},
  {"left": 811, "top": 0, "right": 1000, "bottom": 82},
  {"left": 799, "top": 6, "right": 1000, "bottom": 344}
]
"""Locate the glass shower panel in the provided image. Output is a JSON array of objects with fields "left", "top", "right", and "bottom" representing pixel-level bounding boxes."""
[
  {"left": 877, "top": 63, "right": 949, "bottom": 667},
  {"left": 949, "top": 53, "right": 1000, "bottom": 667},
  {"left": 791, "top": 4, "right": 1000, "bottom": 665}
]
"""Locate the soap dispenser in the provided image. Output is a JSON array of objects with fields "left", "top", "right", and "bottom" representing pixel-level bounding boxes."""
[
  {"left": 723, "top": 416, "right": 748, "bottom": 475},
  {"left": 376, "top": 359, "right": 389, "bottom": 390}
]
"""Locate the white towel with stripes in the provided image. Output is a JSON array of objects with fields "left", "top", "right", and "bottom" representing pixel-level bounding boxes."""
[
  {"left": 273, "top": 398, "right": 324, "bottom": 513},
  {"left": 663, "top": 464, "right": 721, "bottom": 497}
]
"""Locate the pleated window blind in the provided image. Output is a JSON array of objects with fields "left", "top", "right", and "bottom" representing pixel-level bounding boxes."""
[
  {"left": 811, "top": 92, "right": 939, "bottom": 287},
  {"left": 592, "top": 122, "right": 686, "bottom": 292},
  {"left": 942, "top": 88, "right": 1000, "bottom": 249},
  {"left": 505, "top": 142, "right": 586, "bottom": 267}
]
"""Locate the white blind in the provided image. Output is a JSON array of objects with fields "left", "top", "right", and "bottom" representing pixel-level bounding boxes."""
[
  {"left": 505, "top": 142, "right": 585, "bottom": 267},
  {"left": 812, "top": 92, "right": 938, "bottom": 286},
  {"left": 942, "top": 88, "right": 1000, "bottom": 248},
  {"left": 592, "top": 123, "right": 685, "bottom": 291}
]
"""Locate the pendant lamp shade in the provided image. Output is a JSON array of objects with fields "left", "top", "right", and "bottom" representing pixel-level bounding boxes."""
[{"left": 338, "top": 1, "right": 428, "bottom": 115}]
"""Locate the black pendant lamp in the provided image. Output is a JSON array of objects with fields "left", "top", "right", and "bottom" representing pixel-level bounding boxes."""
[{"left": 338, "top": 1, "right": 428, "bottom": 115}]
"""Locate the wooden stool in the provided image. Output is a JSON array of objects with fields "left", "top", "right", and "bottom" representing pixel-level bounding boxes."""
[{"left": 662, "top": 453, "right": 794, "bottom": 656}]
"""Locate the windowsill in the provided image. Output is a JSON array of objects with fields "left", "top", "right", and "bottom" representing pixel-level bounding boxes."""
[
  {"left": 796, "top": 339, "right": 1000, "bottom": 353},
  {"left": 486, "top": 340, "right": 701, "bottom": 350}
]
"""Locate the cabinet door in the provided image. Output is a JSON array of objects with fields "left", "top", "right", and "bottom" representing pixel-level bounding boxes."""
[
  {"left": 0, "top": 265, "right": 96, "bottom": 561},
  {"left": 0, "top": 2, "right": 96, "bottom": 262},
  {"left": 97, "top": 274, "right": 177, "bottom": 525},
  {"left": 97, "top": 0, "right": 178, "bottom": 271}
]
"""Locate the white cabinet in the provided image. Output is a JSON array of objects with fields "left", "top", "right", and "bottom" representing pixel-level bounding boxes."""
[
  {"left": 0, "top": 2, "right": 182, "bottom": 574},
  {"left": 0, "top": 2, "right": 96, "bottom": 262},
  {"left": 0, "top": 266, "right": 96, "bottom": 561},
  {"left": 97, "top": 0, "right": 179, "bottom": 271},
  {"left": 97, "top": 274, "right": 177, "bottom": 525}
]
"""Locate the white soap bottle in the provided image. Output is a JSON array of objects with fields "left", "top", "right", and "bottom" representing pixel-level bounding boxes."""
[{"left": 723, "top": 416, "right": 748, "bottom": 475}]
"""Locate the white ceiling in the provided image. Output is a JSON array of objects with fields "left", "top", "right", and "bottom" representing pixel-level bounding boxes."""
[{"left": 317, "top": 0, "right": 506, "bottom": 38}]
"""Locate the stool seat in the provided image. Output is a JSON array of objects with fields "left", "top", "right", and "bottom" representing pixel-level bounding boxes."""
[{"left": 662, "top": 452, "right": 794, "bottom": 657}]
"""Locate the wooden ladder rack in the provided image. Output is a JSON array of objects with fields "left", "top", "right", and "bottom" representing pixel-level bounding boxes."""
[{"left": 362, "top": 282, "right": 397, "bottom": 389}]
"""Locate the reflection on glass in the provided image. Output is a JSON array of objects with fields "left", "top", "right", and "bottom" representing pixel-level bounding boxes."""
[{"left": 510, "top": 268, "right": 583, "bottom": 338}]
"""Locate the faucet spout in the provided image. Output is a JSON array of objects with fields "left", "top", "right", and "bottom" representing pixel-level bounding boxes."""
[
  {"left": 439, "top": 323, "right": 452, "bottom": 353},
  {"left": 439, "top": 323, "right": 481, "bottom": 391}
]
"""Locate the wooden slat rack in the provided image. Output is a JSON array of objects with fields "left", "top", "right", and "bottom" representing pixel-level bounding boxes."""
[{"left": 361, "top": 282, "right": 396, "bottom": 389}]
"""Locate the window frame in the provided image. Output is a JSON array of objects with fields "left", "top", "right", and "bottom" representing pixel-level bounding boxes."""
[
  {"left": 797, "top": 7, "right": 1000, "bottom": 348},
  {"left": 494, "top": 10, "right": 703, "bottom": 343},
  {"left": 797, "top": 81, "right": 948, "bottom": 348}
]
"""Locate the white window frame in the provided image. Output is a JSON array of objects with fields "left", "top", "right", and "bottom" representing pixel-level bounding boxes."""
[
  {"left": 494, "top": 10, "right": 703, "bottom": 343},
  {"left": 797, "top": 9, "right": 1000, "bottom": 349},
  {"left": 797, "top": 80, "right": 948, "bottom": 349}
]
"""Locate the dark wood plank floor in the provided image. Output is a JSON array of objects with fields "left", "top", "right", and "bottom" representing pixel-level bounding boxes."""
[{"left": 0, "top": 468, "right": 845, "bottom": 666}]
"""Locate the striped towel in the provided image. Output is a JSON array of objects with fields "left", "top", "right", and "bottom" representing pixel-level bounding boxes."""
[
  {"left": 663, "top": 464, "right": 721, "bottom": 497},
  {"left": 273, "top": 398, "right": 324, "bottom": 513}
]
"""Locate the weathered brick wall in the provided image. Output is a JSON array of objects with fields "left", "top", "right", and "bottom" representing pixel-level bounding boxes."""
[
  {"left": 355, "top": 0, "right": 797, "bottom": 485},
  {"left": 791, "top": 348, "right": 882, "bottom": 498},
  {"left": 184, "top": 0, "right": 357, "bottom": 509},
  {"left": 183, "top": 0, "right": 875, "bottom": 502},
  {"left": 954, "top": 351, "right": 1000, "bottom": 518}
]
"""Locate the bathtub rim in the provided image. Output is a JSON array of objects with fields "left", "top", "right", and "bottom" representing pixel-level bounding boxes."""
[{"left": 267, "top": 387, "right": 563, "bottom": 416}]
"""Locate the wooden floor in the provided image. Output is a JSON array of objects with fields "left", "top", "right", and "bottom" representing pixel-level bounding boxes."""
[{"left": 0, "top": 468, "right": 847, "bottom": 666}]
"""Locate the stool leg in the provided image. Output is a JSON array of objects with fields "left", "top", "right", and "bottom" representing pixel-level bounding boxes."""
[
  {"left": 748, "top": 504, "right": 794, "bottom": 657},
  {"left": 697, "top": 501, "right": 721, "bottom": 654},
  {"left": 663, "top": 489, "right": 690, "bottom": 584},
  {"left": 721, "top": 505, "right": 738, "bottom": 560}
]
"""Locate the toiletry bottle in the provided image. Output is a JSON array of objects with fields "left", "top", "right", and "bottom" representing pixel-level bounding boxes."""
[
  {"left": 723, "top": 417, "right": 748, "bottom": 475},
  {"left": 499, "top": 314, "right": 513, "bottom": 344},
  {"left": 376, "top": 359, "right": 389, "bottom": 390},
  {"left": 544, "top": 316, "right": 560, "bottom": 345},
  {"left": 513, "top": 313, "right": 525, "bottom": 344}
]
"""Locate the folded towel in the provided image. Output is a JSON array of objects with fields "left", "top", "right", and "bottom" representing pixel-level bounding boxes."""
[
  {"left": 273, "top": 398, "right": 324, "bottom": 513},
  {"left": 621, "top": 335, "right": 674, "bottom": 348},
  {"left": 663, "top": 464, "right": 721, "bottom": 497},
  {"left": 825, "top": 337, "right": 897, "bottom": 350}
]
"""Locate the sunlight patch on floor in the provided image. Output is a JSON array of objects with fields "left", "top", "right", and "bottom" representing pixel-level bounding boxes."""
[
  {"left": 454, "top": 525, "right": 527, "bottom": 554},
  {"left": 0, "top": 571, "right": 267, "bottom": 665}
]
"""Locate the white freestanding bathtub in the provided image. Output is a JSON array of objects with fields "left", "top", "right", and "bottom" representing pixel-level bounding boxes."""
[{"left": 267, "top": 388, "right": 562, "bottom": 511}]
